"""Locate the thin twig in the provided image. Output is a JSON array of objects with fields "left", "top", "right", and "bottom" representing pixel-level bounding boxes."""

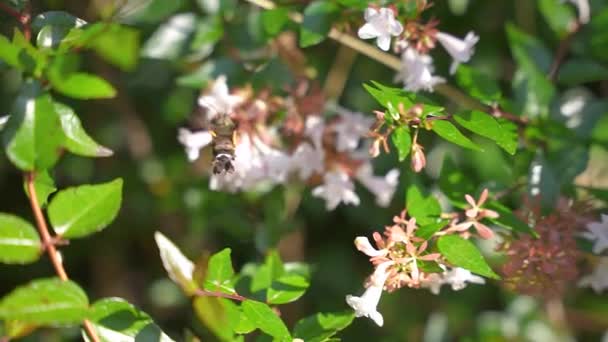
[
  {"left": 0, "top": 1, "right": 31, "bottom": 40},
  {"left": 0, "top": 2, "right": 21, "bottom": 20},
  {"left": 548, "top": 22, "right": 582, "bottom": 81},
  {"left": 25, "top": 172, "right": 101, "bottom": 342},
  {"left": 193, "top": 289, "right": 247, "bottom": 302}
]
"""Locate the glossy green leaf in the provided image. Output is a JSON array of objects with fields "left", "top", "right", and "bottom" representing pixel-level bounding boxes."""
[
  {"left": 142, "top": 13, "right": 196, "bottom": 60},
  {"left": 0, "top": 278, "right": 88, "bottom": 325},
  {"left": 558, "top": 58, "right": 608, "bottom": 85},
  {"left": 267, "top": 273, "right": 310, "bottom": 304},
  {"left": 406, "top": 185, "right": 441, "bottom": 225},
  {"left": 391, "top": 126, "right": 412, "bottom": 161},
  {"left": 48, "top": 72, "right": 116, "bottom": 100},
  {"left": 437, "top": 235, "right": 500, "bottom": 279},
  {"left": 48, "top": 179, "right": 123, "bottom": 239},
  {"left": 455, "top": 65, "right": 501, "bottom": 103},
  {"left": 300, "top": 1, "right": 339, "bottom": 47},
  {"left": 193, "top": 296, "right": 241, "bottom": 341},
  {"left": 251, "top": 250, "right": 284, "bottom": 292},
  {"left": 0, "top": 34, "right": 22, "bottom": 68},
  {"left": 431, "top": 120, "right": 483, "bottom": 151},
  {"left": 0, "top": 214, "right": 41, "bottom": 264},
  {"left": 454, "top": 110, "right": 517, "bottom": 154},
  {"left": 293, "top": 311, "right": 355, "bottom": 342},
  {"left": 416, "top": 220, "right": 449, "bottom": 240},
  {"left": 241, "top": 300, "right": 291, "bottom": 340},
  {"left": 55, "top": 102, "right": 113, "bottom": 157},
  {"left": 262, "top": 8, "right": 290, "bottom": 36},
  {"left": 2, "top": 80, "right": 64, "bottom": 171},
  {"left": 485, "top": 201, "right": 537, "bottom": 237},
  {"left": 23, "top": 170, "right": 56, "bottom": 208},
  {"left": 12, "top": 29, "right": 48, "bottom": 77},
  {"left": 204, "top": 248, "right": 236, "bottom": 294},
  {"left": 31, "top": 11, "right": 86, "bottom": 33},
  {"left": 88, "top": 24, "right": 140, "bottom": 71},
  {"left": 538, "top": 0, "right": 575, "bottom": 38},
  {"left": 86, "top": 298, "right": 175, "bottom": 342},
  {"left": 154, "top": 232, "right": 197, "bottom": 295}
]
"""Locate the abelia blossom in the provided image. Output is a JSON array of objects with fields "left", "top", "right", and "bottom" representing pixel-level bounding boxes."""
[
  {"left": 355, "top": 163, "right": 400, "bottom": 207},
  {"left": 312, "top": 170, "right": 361, "bottom": 210},
  {"left": 358, "top": 7, "right": 404, "bottom": 51},
  {"left": 346, "top": 261, "right": 394, "bottom": 326},
  {"left": 177, "top": 128, "right": 213, "bottom": 161},
  {"left": 395, "top": 47, "right": 445, "bottom": 92},
  {"left": 443, "top": 267, "right": 485, "bottom": 291},
  {"left": 198, "top": 75, "right": 243, "bottom": 117},
  {"left": 579, "top": 257, "right": 608, "bottom": 293},
  {"left": 334, "top": 109, "right": 374, "bottom": 152},
  {"left": 290, "top": 142, "right": 325, "bottom": 180},
  {"left": 582, "top": 214, "right": 608, "bottom": 255},
  {"left": 435, "top": 31, "right": 479, "bottom": 74}
]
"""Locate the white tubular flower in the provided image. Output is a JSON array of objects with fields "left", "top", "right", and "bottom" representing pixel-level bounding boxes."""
[
  {"left": 346, "top": 261, "right": 394, "bottom": 327},
  {"left": 578, "top": 257, "right": 608, "bottom": 293},
  {"left": 253, "top": 136, "right": 291, "bottom": 184},
  {"left": 354, "top": 236, "right": 388, "bottom": 257},
  {"left": 355, "top": 163, "right": 400, "bottom": 207},
  {"left": 582, "top": 214, "right": 608, "bottom": 254},
  {"left": 198, "top": 75, "right": 243, "bottom": 118},
  {"left": 177, "top": 128, "right": 213, "bottom": 161},
  {"left": 435, "top": 31, "right": 479, "bottom": 74},
  {"left": 443, "top": 267, "right": 485, "bottom": 291},
  {"left": 334, "top": 109, "right": 373, "bottom": 152},
  {"left": 290, "top": 142, "right": 325, "bottom": 180},
  {"left": 395, "top": 47, "right": 445, "bottom": 92},
  {"left": 567, "top": 0, "right": 590, "bottom": 24},
  {"left": 357, "top": 7, "right": 403, "bottom": 51},
  {"left": 304, "top": 115, "right": 325, "bottom": 148},
  {"left": 312, "top": 170, "right": 360, "bottom": 210}
]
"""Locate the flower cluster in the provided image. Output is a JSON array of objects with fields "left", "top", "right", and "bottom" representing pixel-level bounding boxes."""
[
  {"left": 499, "top": 200, "right": 590, "bottom": 298},
  {"left": 178, "top": 76, "right": 399, "bottom": 211},
  {"left": 357, "top": 3, "right": 479, "bottom": 92},
  {"left": 346, "top": 189, "right": 498, "bottom": 326}
]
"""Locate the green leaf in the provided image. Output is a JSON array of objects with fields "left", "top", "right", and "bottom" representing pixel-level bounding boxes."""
[
  {"left": 538, "top": 0, "right": 575, "bottom": 38},
  {"left": 391, "top": 126, "right": 412, "bottom": 161},
  {"left": 87, "top": 298, "right": 175, "bottom": 342},
  {"left": 48, "top": 179, "right": 123, "bottom": 239},
  {"left": 363, "top": 82, "right": 414, "bottom": 112},
  {"left": 12, "top": 29, "right": 48, "bottom": 77},
  {"left": 455, "top": 65, "right": 502, "bottom": 103},
  {"left": 251, "top": 250, "right": 284, "bottom": 292},
  {"left": 558, "top": 58, "right": 608, "bottom": 85},
  {"left": 453, "top": 110, "right": 517, "bottom": 155},
  {"left": 267, "top": 274, "right": 310, "bottom": 304},
  {"left": 416, "top": 220, "right": 449, "bottom": 240},
  {"left": 241, "top": 300, "right": 291, "bottom": 340},
  {"left": 431, "top": 120, "right": 483, "bottom": 151},
  {"left": 31, "top": 11, "right": 87, "bottom": 33},
  {"left": 0, "top": 278, "right": 89, "bottom": 325},
  {"left": 485, "top": 201, "right": 537, "bottom": 237},
  {"left": 154, "top": 232, "right": 197, "bottom": 295},
  {"left": 437, "top": 235, "right": 500, "bottom": 279},
  {"left": 48, "top": 72, "right": 117, "bottom": 100},
  {"left": 23, "top": 170, "right": 56, "bottom": 208},
  {"left": 55, "top": 102, "right": 113, "bottom": 157},
  {"left": 406, "top": 185, "right": 441, "bottom": 225},
  {"left": 293, "top": 311, "right": 355, "bottom": 342},
  {"left": 262, "top": 8, "right": 290, "bottom": 36},
  {"left": 2, "top": 80, "right": 64, "bottom": 171},
  {"left": 87, "top": 24, "right": 140, "bottom": 71},
  {"left": 204, "top": 248, "right": 236, "bottom": 294},
  {"left": 0, "top": 214, "right": 41, "bottom": 264},
  {"left": 142, "top": 13, "right": 196, "bottom": 60},
  {"left": 193, "top": 296, "right": 241, "bottom": 341},
  {"left": 0, "top": 34, "right": 22, "bottom": 68},
  {"left": 299, "top": 1, "right": 339, "bottom": 47}
]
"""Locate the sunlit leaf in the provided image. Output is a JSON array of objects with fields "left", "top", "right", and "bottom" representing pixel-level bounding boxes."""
[
  {"left": 437, "top": 235, "right": 500, "bottom": 279},
  {"left": 154, "top": 231, "right": 197, "bottom": 295},
  {"left": 0, "top": 214, "right": 41, "bottom": 264}
]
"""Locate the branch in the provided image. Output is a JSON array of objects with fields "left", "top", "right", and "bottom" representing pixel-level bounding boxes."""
[
  {"left": 0, "top": 1, "right": 32, "bottom": 40},
  {"left": 193, "top": 289, "right": 247, "bottom": 302},
  {"left": 0, "top": 2, "right": 21, "bottom": 20},
  {"left": 548, "top": 22, "right": 582, "bottom": 81},
  {"left": 25, "top": 172, "right": 100, "bottom": 342}
]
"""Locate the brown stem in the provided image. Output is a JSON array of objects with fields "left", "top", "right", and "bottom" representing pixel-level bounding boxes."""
[
  {"left": 193, "top": 289, "right": 247, "bottom": 302},
  {"left": 0, "top": 2, "right": 21, "bottom": 20},
  {"left": 25, "top": 172, "right": 100, "bottom": 342},
  {"left": 548, "top": 22, "right": 581, "bottom": 81},
  {"left": 0, "top": 1, "right": 32, "bottom": 40}
]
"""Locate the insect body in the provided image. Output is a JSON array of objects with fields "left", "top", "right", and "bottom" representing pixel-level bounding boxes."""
[{"left": 210, "top": 113, "right": 237, "bottom": 175}]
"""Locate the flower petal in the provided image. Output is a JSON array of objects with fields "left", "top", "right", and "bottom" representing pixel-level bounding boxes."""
[
  {"left": 358, "top": 23, "right": 379, "bottom": 39},
  {"left": 376, "top": 35, "right": 392, "bottom": 51}
]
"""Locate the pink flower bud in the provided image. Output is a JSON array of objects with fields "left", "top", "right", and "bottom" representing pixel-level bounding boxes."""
[{"left": 411, "top": 143, "right": 426, "bottom": 173}]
